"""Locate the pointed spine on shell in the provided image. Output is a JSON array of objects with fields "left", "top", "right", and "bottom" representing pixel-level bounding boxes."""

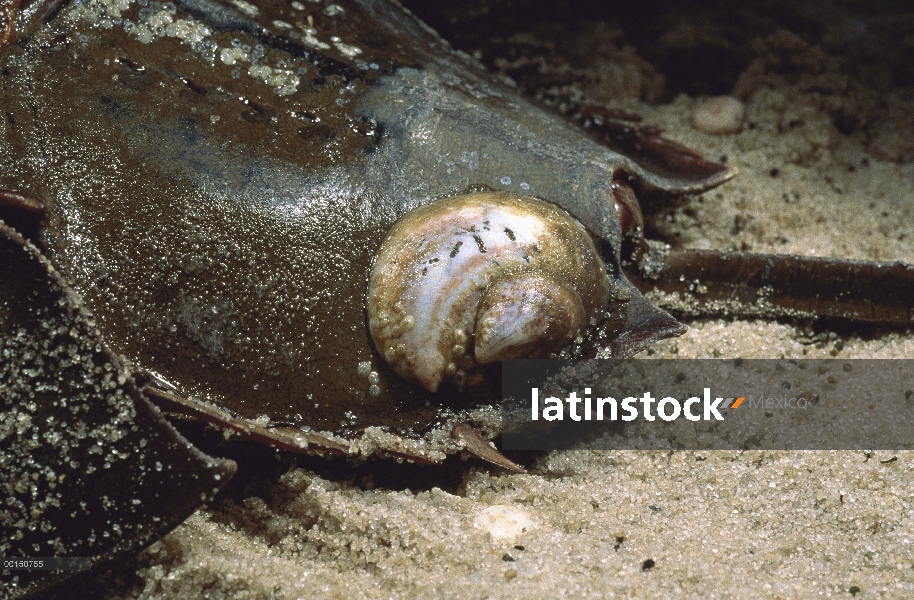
[{"left": 367, "top": 192, "right": 611, "bottom": 393}]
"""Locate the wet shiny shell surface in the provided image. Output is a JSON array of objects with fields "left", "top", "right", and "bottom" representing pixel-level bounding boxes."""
[
  {"left": 0, "top": 0, "right": 725, "bottom": 437},
  {"left": 367, "top": 192, "right": 613, "bottom": 393}
]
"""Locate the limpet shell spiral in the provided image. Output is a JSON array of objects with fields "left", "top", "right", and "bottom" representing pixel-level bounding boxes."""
[{"left": 367, "top": 192, "right": 612, "bottom": 393}]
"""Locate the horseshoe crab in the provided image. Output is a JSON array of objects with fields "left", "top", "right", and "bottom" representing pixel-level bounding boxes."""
[
  {"left": 3, "top": 0, "right": 911, "bottom": 596},
  {"left": 0, "top": 0, "right": 738, "bottom": 591},
  {"left": 0, "top": 0, "right": 733, "bottom": 589},
  {"left": 0, "top": 0, "right": 739, "bottom": 460}
]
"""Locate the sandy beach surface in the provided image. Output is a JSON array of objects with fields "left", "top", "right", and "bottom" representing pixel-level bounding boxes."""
[{"left": 32, "top": 1, "right": 914, "bottom": 598}]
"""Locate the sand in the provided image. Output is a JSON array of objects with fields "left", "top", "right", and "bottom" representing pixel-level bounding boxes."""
[{"left": 51, "top": 1, "right": 914, "bottom": 598}]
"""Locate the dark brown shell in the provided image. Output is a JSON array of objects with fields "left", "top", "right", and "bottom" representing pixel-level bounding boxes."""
[
  {"left": 0, "top": 222, "right": 234, "bottom": 595},
  {"left": 0, "top": 0, "right": 731, "bottom": 438}
]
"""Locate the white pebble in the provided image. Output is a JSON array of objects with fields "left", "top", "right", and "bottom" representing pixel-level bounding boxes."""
[
  {"left": 691, "top": 96, "right": 745, "bottom": 135},
  {"left": 473, "top": 505, "right": 536, "bottom": 543}
]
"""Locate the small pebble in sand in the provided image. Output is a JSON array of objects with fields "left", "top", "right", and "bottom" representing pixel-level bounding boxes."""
[
  {"left": 474, "top": 505, "right": 536, "bottom": 543},
  {"left": 691, "top": 96, "right": 745, "bottom": 134}
]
